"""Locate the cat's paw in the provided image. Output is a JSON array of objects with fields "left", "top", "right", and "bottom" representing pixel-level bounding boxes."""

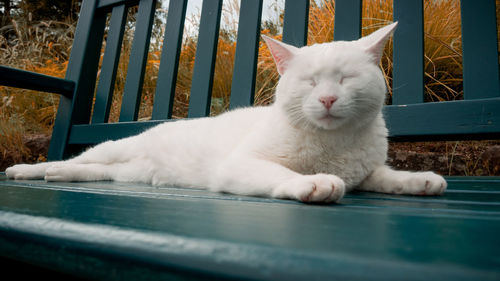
[
  {"left": 396, "top": 172, "right": 447, "bottom": 195},
  {"left": 276, "top": 174, "right": 346, "bottom": 203},
  {"left": 5, "top": 164, "right": 47, "bottom": 180}
]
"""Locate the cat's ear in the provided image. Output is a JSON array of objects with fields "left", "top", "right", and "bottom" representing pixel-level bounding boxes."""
[
  {"left": 262, "top": 35, "right": 299, "bottom": 75},
  {"left": 357, "top": 22, "right": 398, "bottom": 63}
]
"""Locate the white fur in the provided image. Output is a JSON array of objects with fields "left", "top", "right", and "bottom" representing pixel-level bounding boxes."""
[{"left": 6, "top": 23, "right": 446, "bottom": 203}]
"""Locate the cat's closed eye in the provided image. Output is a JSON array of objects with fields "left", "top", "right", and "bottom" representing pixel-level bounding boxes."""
[{"left": 339, "top": 75, "right": 355, "bottom": 85}]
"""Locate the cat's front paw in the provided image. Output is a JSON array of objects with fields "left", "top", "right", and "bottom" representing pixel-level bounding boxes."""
[
  {"left": 5, "top": 164, "right": 46, "bottom": 180},
  {"left": 397, "top": 172, "right": 447, "bottom": 195},
  {"left": 276, "top": 174, "right": 346, "bottom": 203}
]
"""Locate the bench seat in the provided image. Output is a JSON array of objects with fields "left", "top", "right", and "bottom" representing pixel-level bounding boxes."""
[{"left": 1, "top": 173, "right": 498, "bottom": 280}]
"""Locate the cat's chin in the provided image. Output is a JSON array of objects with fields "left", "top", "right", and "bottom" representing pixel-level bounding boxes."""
[{"left": 312, "top": 115, "right": 347, "bottom": 130}]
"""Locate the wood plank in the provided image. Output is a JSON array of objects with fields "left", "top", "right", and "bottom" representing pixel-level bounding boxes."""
[
  {"left": 92, "top": 4, "right": 128, "bottom": 123},
  {"left": 49, "top": 0, "right": 107, "bottom": 160},
  {"left": 151, "top": 0, "right": 188, "bottom": 120},
  {"left": 392, "top": 0, "right": 424, "bottom": 105},
  {"left": 69, "top": 120, "right": 166, "bottom": 144},
  {"left": 119, "top": 0, "right": 156, "bottom": 122},
  {"left": 97, "top": 0, "right": 138, "bottom": 10},
  {"left": 3, "top": 178, "right": 500, "bottom": 215},
  {"left": 460, "top": 0, "right": 500, "bottom": 100},
  {"left": 187, "top": 0, "right": 223, "bottom": 118},
  {"left": 0, "top": 65, "right": 75, "bottom": 98},
  {"left": 282, "top": 0, "right": 309, "bottom": 47},
  {"left": 333, "top": 0, "right": 362, "bottom": 41},
  {"left": 229, "top": 0, "right": 263, "bottom": 109},
  {"left": 0, "top": 176, "right": 499, "bottom": 280},
  {"left": 384, "top": 98, "right": 500, "bottom": 141}
]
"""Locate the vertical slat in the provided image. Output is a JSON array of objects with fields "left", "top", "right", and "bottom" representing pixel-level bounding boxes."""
[
  {"left": 392, "top": 0, "right": 424, "bottom": 105},
  {"left": 282, "top": 0, "right": 309, "bottom": 47},
  {"left": 460, "top": 0, "right": 500, "bottom": 100},
  {"left": 151, "top": 0, "right": 188, "bottom": 120},
  {"left": 119, "top": 0, "right": 156, "bottom": 122},
  {"left": 187, "top": 0, "right": 223, "bottom": 118},
  {"left": 333, "top": 0, "right": 361, "bottom": 41},
  {"left": 48, "top": 0, "right": 106, "bottom": 160},
  {"left": 92, "top": 4, "right": 128, "bottom": 124},
  {"left": 229, "top": 0, "right": 263, "bottom": 109}
]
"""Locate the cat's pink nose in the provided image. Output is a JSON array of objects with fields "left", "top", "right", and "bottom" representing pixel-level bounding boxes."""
[{"left": 319, "top": 96, "right": 337, "bottom": 109}]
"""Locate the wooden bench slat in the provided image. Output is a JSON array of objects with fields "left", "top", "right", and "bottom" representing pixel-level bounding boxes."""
[
  {"left": 0, "top": 65, "right": 75, "bottom": 98},
  {"left": 119, "top": 0, "right": 156, "bottom": 122},
  {"left": 460, "top": 0, "right": 500, "bottom": 100},
  {"left": 0, "top": 177, "right": 499, "bottom": 280},
  {"left": 69, "top": 121, "right": 165, "bottom": 144},
  {"left": 187, "top": 0, "right": 223, "bottom": 118},
  {"left": 151, "top": 0, "right": 188, "bottom": 120},
  {"left": 229, "top": 0, "right": 263, "bottom": 109},
  {"left": 97, "top": 0, "right": 138, "bottom": 10},
  {"left": 385, "top": 98, "right": 500, "bottom": 141},
  {"left": 92, "top": 4, "right": 128, "bottom": 124},
  {"left": 333, "top": 0, "right": 362, "bottom": 41},
  {"left": 392, "top": 0, "right": 424, "bottom": 105},
  {"left": 282, "top": 0, "right": 309, "bottom": 47},
  {"left": 48, "top": 0, "right": 107, "bottom": 160}
]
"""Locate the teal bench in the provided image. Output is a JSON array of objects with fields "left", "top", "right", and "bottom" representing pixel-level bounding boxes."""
[{"left": 1, "top": 0, "right": 499, "bottom": 280}]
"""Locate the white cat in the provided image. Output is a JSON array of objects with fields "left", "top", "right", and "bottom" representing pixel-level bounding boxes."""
[{"left": 6, "top": 22, "right": 446, "bottom": 203}]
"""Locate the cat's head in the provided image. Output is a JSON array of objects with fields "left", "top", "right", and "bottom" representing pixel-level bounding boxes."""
[{"left": 263, "top": 22, "right": 397, "bottom": 131}]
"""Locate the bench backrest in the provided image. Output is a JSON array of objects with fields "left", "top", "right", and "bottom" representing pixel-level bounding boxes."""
[{"left": 48, "top": 0, "right": 500, "bottom": 160}]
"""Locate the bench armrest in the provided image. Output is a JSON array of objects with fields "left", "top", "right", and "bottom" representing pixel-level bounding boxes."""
[{"left": 0, "top": 65, "right": 75, "bottom": 98}]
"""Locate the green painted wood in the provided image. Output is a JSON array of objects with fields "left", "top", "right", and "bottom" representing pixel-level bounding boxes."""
[
  {"left": 333, "top": 0, "right": 361, "bottom": 41},
  {"left": 282, "top": 0, "right": 309, "bottom": 47},
  {"left": 384, "top": 98, "right": 500, "bottom": 141},
  {"left": 187, "top": 0, "right": 223, "bottom": 118},
  {"left": 97, "top": 0, "right": 139, "bottom": 11},
  {"left": 69, "top": 120, "right": 165, "bottom": 144},
  {"left": 151, "top": 0, "right": 188, "bottom": 120},
  {"left": 48, "top": 0, "right": 106, "bottom": 160},
  {"left": 0, "top": 175, "right": 499, "bottom": 280},
  {"left": 460, "top": 0, "right": 500, "bottom": 100},
  {"left": 229, "top": 0, "right": 263, "bottom": 109},
  {"left": 119, "top": 0, "right": 156, "bottom": 122},
  {"left": 392, "top": 0, "right": 424, "bottom": 105},
  {"left": 92, "top": 4, "right": 128, "bottom": 123},
  {"left": 0, "top": 65, "right": 75, "bottom": 98}
]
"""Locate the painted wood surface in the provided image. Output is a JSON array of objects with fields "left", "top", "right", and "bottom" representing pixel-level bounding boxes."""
[
  {"left": 187, "top": 0, "right": 223, "bottom": 118},
  {"left": 0, "top": 65, "right": 75, "bottom": 98},
  {"left": 119, "top": 0, "right": 156, "bottom": 122},
  {"left": 460, "top": 0, "right": 500, "bottom": 100},
  {"left": 49, "top": 0, "right": 106, "bottom": 160},
  {"left": 333, "top": 0, "right": 362, "bottom": 41},
  {"left": 92, "top": 4, "right": 128, "bottom": 123},
  {"left": 151, "top": 0, "right": 188, "bottom": 120},
  {"left": 0, "top": 174, "right": 499, "bottom": 280},
  {"left": 282, "top": 0, "right": 309, "bottom": 47},
  {"left": 392, "top": 0, "right": 424, "bottom": 105},
  {"left": 229, "top": 0, "right": 263, "bottom": 109}
]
